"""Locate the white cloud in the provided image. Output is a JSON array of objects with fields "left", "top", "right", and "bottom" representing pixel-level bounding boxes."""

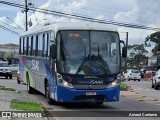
[
  {"left": 68, "top": 0, "right": 87, "bottom": 10},
  {"left": 115, "top": 0, "right": 160, "bottom": 26},
  {"left": 0, "top": 16, "right": 6, "bottom": 23},
  {"left": 95, "top": 15, "right": 107, "bottom": 20},
  {"left": 118, "top": 27, "right": 154, "bottom": 44},
  {"left": 114, "top": 0, "right": 160, "bottom": 48},
  {"left": 12, "top": 12, "right": 25, "bottom": 29},
  {"left": 12, "top": 0, "right": 88, "bottom": 30}
]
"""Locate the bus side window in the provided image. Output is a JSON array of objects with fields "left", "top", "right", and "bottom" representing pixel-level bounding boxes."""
[
  {"left": 33, "top": 36, "right": 36, "bottom": 56},
  {"left": 28, "top": 37, "right": 31, "bottom": 56},
  {"left": 38, "top": 34, "right": 43, "bottom": 57},
  {"left": 45, "top": 33, "right": 49, "bottom": 57},
  {"left": 49, "top": 32, "right": 55, "bottom": 57},
  {"left": 24, "top": 37, "right": 27, "bottom": 55}
]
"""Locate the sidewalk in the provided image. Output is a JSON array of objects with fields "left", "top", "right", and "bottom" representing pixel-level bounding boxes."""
[{"left": 0, "top": 90, "right": 48, "bottom": 120}]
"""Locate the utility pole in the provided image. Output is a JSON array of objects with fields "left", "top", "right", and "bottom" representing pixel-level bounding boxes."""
[
  {"left": 125, "top": 32, "right": 128, "bottom": 73},
  {"left": 23, "top": 0, "right": 34, "bottom": 31},
  {"left": 25, "top": 0, "right": 28, "bottom": 31}
]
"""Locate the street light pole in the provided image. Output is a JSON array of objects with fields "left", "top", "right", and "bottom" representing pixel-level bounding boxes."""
[{"left": 125, "top": 32, "right": 128, "bottom": 73}]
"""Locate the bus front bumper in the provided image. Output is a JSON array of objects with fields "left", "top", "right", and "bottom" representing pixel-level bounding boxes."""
[{"left": 52, "top": 85, "right": 120, "bottom": 102}]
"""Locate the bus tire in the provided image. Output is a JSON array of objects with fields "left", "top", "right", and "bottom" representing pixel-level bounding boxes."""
[
  {"left": 27, "top": 74, "right": 34, "bottom": 94},
  {"left": 45, "top": 81, "right": 57, "bottom": 105}
]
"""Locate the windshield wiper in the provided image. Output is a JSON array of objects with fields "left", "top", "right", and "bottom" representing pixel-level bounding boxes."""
[
  {"left": 76, "top": 54, "right": 111, "bottom": 75},
  {"left": 76, "top": 55, "right": 90, "bottom": 74}
]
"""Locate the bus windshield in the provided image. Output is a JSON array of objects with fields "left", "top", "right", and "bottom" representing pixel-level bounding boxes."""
[{"left": 57, "top": 30, "right": 120, "bottom": 75}]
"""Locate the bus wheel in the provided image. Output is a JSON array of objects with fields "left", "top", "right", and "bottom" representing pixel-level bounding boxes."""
[
  {"left": 45, "top": 81, "right": 56, "bottom": 105},
  {"left": 27, "top": 74, "right": 34, "bottom": 94}
]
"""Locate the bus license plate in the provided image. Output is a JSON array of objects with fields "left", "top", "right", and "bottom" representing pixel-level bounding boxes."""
[{"left": 86, "top": 92, "right": 96, "bottom": 96}]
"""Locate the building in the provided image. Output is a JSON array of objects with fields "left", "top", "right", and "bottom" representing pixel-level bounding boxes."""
[
  {"left": 0, "top": 43, "right": 19, "bottom": 53},
  {"left": 148, "top": 55, "right": 157, "bottom": 66}
]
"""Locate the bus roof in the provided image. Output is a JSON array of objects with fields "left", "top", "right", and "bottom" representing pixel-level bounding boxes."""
[{"left": 20, "top": 22, "right": 118, "bottom": 37}]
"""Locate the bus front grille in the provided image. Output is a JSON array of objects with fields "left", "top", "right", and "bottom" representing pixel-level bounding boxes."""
[{"left": 73, "top": 85, "right": 108, "bottom": 90}]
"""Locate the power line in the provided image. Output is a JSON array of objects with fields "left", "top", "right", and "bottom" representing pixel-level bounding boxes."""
[
  {"left": 0, "top": 0, "right": 160, "bottom": 31},
  {"left": 45, "top": 0, "right": 160, "bottom": 25},
  {"left": 0, "top": 18, "right": 20, "bottom": 35},
  {"left": 0, "top": 19, "right": 14, "bottom": 28},
  {"left": 28, "top": 6, "right": 160, "bottom": 31},
  {"left": 0, "top": 24, "right": 19, "bottom": 35},
  {"left": 6, "top": 17, "right": 24, "bottom": 31}
]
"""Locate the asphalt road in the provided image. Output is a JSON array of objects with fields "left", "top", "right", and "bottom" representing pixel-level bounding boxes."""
[
  {"left": 0, "top": 77, "right": 160, "bottom": 120},
  {"left": 124, "top": 79, "right": 160, "bottom": 100}
]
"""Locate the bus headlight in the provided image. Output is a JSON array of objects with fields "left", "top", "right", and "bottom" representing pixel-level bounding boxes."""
[
  {"left": 107, "top": 79, "right": 120, "bottom": 88},
  {"left": 57, "top": 79, "right": 74, "bottom": 88},
  {"left": 57, "top": 74, "right": 74, "bottom": 88}
]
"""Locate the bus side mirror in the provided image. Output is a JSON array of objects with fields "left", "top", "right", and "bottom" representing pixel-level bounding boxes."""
[
  {"left": 122, "top": 47, "right": 127, "bottom": 58},
  {"left": 50, "top": 44, "right": 57, "bottom": 59},
  {"left": 120, "top": 40, "right": 125, "bottom": 46}
]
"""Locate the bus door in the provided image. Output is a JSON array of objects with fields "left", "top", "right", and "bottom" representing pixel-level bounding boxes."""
[{"left": 49, "top": 32, "right": 57, "bottom": 94}]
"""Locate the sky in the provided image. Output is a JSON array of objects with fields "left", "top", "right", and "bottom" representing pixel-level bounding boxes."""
[{"left": 0, "top": 0, "right": 159, "bottom": 54}]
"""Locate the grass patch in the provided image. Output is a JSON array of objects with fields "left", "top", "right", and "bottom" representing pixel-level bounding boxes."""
[
  {"left": 12, "top": 70, "right": 17, "bottom": 77},
  {"left": 120, "top": 82, "right": 126, "bottom": 90},
  {"left": 10, "top": 99, "right": 42, "bottom": 111},
  {"left": 0, "top": 86, "right": 16, "bottom": 91}
]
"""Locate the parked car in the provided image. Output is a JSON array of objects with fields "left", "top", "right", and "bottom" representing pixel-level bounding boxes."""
[
  {"left": 10, "top": 64, "right": 19, "bottom": 71},
  {"left": 17, "top": 69, "right": 22, "bottom": 84},
  {"left": 152, "top": 70, "right": 160, "bottom": 90},
  {"left": 0, "top": 61, "right": 12, "bottom": 79},
  {"left": 124, "top": 69, "right": 141, "bottom": 81}
]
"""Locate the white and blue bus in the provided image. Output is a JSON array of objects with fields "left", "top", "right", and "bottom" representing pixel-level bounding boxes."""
[{"left": 19, "top": 22, "right": 126, "bottom": 104}]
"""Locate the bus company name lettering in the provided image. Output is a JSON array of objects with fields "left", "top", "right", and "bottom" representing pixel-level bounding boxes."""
[
  {"left": 78, "top": 80, "right": 104, "bottom": 85},
  {"left": 26, "top": 60, "right": 39, "bottom": 71}
]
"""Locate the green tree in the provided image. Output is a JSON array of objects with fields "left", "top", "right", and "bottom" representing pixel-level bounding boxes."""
[
  {"left": 145, "top": 31, "right": 160, "bottom": 43},
  {"left": 3, "top": 52, "right": 19, "bottom": 64},
  {"left": 128, "top": 45, "right": 135, "bottom": 58},
  {"left": 127, "top": 44, "right": 148, "bottom": 66},
  {"left": 145, "top": 31, "right": 160, "bottom": 55}
]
